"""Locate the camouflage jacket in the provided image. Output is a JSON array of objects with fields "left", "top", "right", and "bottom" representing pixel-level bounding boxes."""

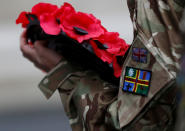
[
  {"left": 176, "top": 56, "right": 185, "bottom": 131},
  {"left": 39, "top": 0, "right": 184, "bottom": 130},
  {"left": 176, "top": 10, "right": 185, "bottom": 131}
]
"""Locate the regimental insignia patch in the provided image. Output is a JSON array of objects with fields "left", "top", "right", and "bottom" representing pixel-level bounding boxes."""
[
  {"left": 132, "top": 47, "right": 148, "bottom": 63},
  {"left": 122, "top": 67, "right": 152, "bottom": 96}
]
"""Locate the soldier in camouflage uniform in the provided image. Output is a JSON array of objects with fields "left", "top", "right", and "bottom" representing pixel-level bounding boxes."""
[{"left": 20, "top": 0, "right": 185, "bottom": 130}]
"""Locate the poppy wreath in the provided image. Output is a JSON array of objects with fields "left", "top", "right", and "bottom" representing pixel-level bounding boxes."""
[{"left": 16, "top": 2, "right": 130, "bottom": 85}]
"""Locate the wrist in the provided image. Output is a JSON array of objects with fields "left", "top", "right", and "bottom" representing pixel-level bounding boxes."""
[{"left": 47, "top": 55, "right": 64, "bottom": 72}]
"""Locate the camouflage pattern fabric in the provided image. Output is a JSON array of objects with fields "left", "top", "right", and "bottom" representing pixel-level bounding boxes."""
[
  {"left": 175, "top": 10, "right": 185, "bottom": 131},
  {"left": 39, "top": 0, "right": 184, "bottom": 130},
  {"left": 176, "top": 56, "right": 185, "bottom": 131},
  {"left": 39, "top": 59, "right": 83, "bottom": 99}
]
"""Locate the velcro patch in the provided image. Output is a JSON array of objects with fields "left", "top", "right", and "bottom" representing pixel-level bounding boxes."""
[
  {"left": 132, "top": 47, "right": 148, "bottom": 63},
  {"left": 122, "top": 67, "right": 152, "bottom": 96}
]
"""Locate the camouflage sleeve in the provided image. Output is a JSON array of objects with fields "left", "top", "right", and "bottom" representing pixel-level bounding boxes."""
[
  {"left": 56, "top": 70, "right": 121, "bottom": 130},
  {"left": 55, "top": 69, "right": 177, "bottom": 131},
  {"left": 176, "top": 60, "right": 185, "bottom": 131},
  {"left": 38, "top": 59, "right": 82, "bottom": 99},
  {"left": 39, "top": 63, "right": 121, "bottom": 130},
  {"left": 176, "top": 10, "right": 185, "bottom": 131}
]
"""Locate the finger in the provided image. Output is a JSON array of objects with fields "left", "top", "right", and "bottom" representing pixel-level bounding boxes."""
[
  {"left": 20, "top": 30, "right": 28, "bottom": 52},
  {"left": 34, "top": 40, "right": 47, "bottom": 48},
  {"left": 20, "top": 30, "right": 37, "bottom": 62},
  {"left": 21, "top": 46, "right": 37, "bottom": 62},
  {"left": 34, "top": 40, "right": 51, "bottom": 53},
  {"left": 20, "top": 30, "right": 27, "bottom": 45},
  {"left": 20, "top": 34, "right": 37, "bottom": 61}
]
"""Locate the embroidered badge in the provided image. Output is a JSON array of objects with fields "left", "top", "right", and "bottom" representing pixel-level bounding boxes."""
[
  {"left": 132, "top": 48, "right": 148, "bottom": 63},
  {"left": 122, "top": 67, "right": 152, "bottom": 96}
]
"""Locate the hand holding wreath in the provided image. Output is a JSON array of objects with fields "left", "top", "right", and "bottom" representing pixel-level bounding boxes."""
[{"left": 20, "top": 30, "right": 63, "bottom": 72}]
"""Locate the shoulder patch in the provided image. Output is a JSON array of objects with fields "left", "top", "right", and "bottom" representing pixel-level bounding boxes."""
[
  {"left": 122, "top": 67, "right": 152, "bottom": 96},
  {"left": 132, "top": 47, "right": 148, "bottom": 63}
]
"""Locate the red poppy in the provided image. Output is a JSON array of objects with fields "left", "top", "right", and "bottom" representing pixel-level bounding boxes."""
[
  {"left": 60, "top": 12, "right": 105, "bottom": 43},
  {"left": 90, "top": 40, "right": 113, "bottom": 63},
  {"left": 31, "top": 3, "right": 58, "bottom": 19},
  {"left": 39, "top": 2, "right": 75, "bottom": 35},
  {"left": 96, "top": 32, "right": 129, "bottom": 56},
  {"left": 112, "top": 56, "right": 122, "bottom": 78},
  {"left": 16, "top": 11, "right": 29, "bottom": 27},
  {"left": 40, "top": 14, "right": 61, "bottom": 35},
  {"left": 55, "top": 2, "right": 75, "bottom": 19},
  {"left": 91, "top": 32, "right": 129, "bottom": 77},
  {"left": 90, "top": 40, "right": 123, "bottom": 77},
  {"left": 87, "top": 14, "right": 108, "bottom": 32}
]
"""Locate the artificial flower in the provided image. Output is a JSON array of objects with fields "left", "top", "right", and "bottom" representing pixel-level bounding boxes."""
[
  {"left": 92, "top": 32, "right": 130, "bottom": 77},
  {"left": 39, "top": 2, "right": 75, "bottom": 35},
  {"left": 87, "top": 14, "right": 108, "bottom": 32},
  {"left": 31, "top": 3, "right": 58, "bottom": 19},
  {"left": 90, "top": 40, "right": 113, "bottom": 63},
  {"left": 40, "top": 14, "right": 61, "bottom": 35},
  {"left": 16, "top": 11, "right": 29, "bottom": 27},
  {"left": 112, "top": 56, "right": 122, "bottom": 78},
  {"left": 60, "top": 12, "right": 105, "bottom": 43},
  {"left": 96, "top": 32, "right": 129, "bottom": 56},
  {"left": 55, "top": 2, "right": 75, "bottom": 20}
]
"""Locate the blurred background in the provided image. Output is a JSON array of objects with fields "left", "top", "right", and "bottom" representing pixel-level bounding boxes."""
[{"left": 0, "top": 0, "right": 133, "bottom": 130}]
